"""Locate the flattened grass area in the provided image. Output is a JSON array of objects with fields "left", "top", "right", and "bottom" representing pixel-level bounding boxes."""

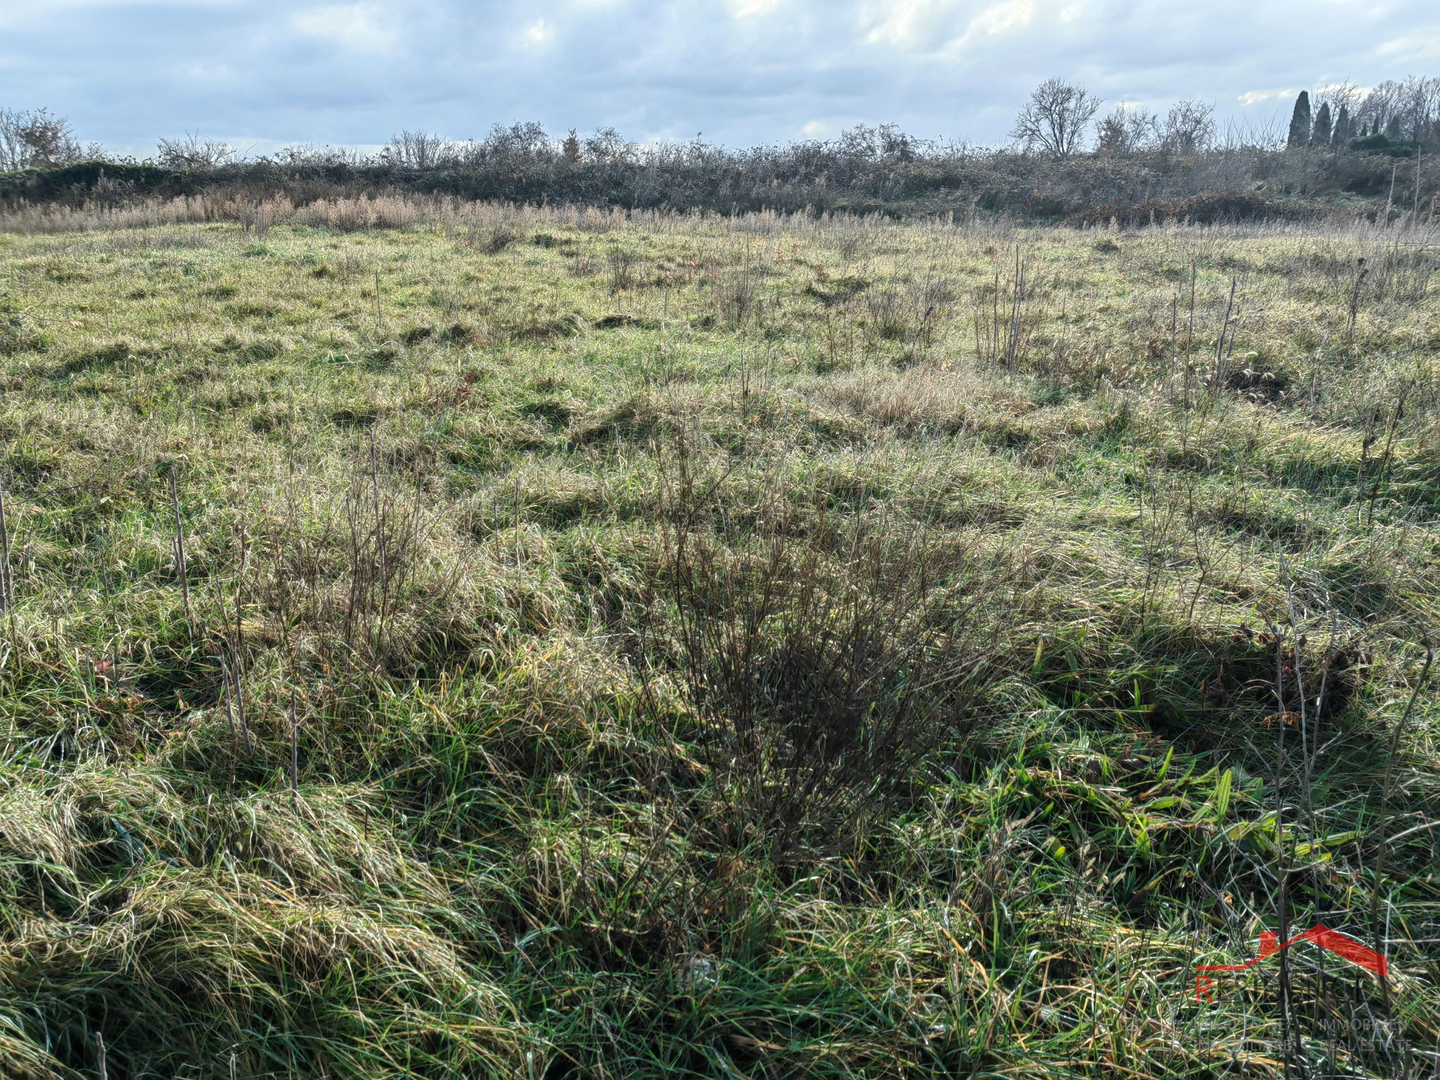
[{"left": 1, "top": 204, "right": 1438, "bottom": 1078}]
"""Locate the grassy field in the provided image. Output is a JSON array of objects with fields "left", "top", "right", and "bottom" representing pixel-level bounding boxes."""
[{"left": 0, "top": 199, "right": 1438, "bottom": 1078}]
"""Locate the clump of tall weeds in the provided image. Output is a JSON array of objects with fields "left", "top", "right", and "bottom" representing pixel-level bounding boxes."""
[
  {"left": 644, "top": 435, "right": 1007, "bottom": 866},
  {"left": 238, "top": 433, "right": 480, "bottom": 690}
]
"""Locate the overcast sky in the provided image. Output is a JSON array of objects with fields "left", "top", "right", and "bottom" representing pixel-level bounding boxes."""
[{"left": 2, "top": 1, "right": 1438, "bottom": 157}]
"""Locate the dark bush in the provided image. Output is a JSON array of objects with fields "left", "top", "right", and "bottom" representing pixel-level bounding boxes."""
[{"left": 646, "top": 438, "right": 1009, "bottom": 865}]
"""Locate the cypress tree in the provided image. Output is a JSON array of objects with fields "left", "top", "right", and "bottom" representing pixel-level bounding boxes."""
[
  {"left": 1312, "top": 102, "right": 1332, "bottom": 146},
  {"left": 1287, "top": 91, "right": 1312, "bottom": 147},
  {"left": 1385, "top": 114, "right": 1402, "bottom": 140}
]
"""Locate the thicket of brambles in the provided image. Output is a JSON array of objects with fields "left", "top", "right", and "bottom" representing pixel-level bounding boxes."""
[{"left": 1, "top": 76, "right": 1437, "bottom": 224}]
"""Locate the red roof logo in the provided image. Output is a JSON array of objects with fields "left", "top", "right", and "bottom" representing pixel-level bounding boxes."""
[{"left": 1195, "top": 925, "right": 1387, "bottom": 1002}]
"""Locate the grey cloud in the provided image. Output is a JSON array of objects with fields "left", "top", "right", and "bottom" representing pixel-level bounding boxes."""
[{"left": 1, "top": 0, "right": 1437, "bottom": 154}]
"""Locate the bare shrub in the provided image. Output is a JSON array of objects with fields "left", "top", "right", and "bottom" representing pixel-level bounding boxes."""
[
  {"left": 155, "top": 132, "right": 237, "bottom": 171},
  {"left": 646, "top": 438, "right": 1006, "bottom": 864},
  {"left": 715, "top": 264, "right": 758, "bottom": 327},
  {"left": 245, "top": 436, "right": 471, "bottom": 679},
  {"left": 606, "top": 246, "right": 636, "bottom": 292},
  {"left": 339, "top": 441, "right": 427, "bottom": 669},
  {"left": 382, "top": 131, "right": 456, "bottom": 170},
  {"left": 274, "top": 143, "right": 368, "bottom": 167},
  {"left": 973, "top": 249, "right": 1035, "bottom": 369},
  {"left": 865, "top": 285, "right": 907, "bottom": 339},
  {"left": 478, "top": 222, "right": 519, "bottom": 254},
  {"left": 1096, "top": 107, "right": 1159, "bottom": 155},
  {"left": 467, "top": 122, "right": 553, "bottom": 167},
  {"left": 583, "top": 126, "right": 630, "bottom": 164},
  {"left": 1162, "top": 101, "right": 1218, "bottom": 155},
  {"left": 864, "top": 273, "right": 954, "bottom": 353}
]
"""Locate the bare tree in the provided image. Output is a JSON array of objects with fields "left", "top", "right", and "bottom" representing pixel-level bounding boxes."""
[
  {"left": 877, "top": 123, "right": 921, "bottom": 161},
  {"left": 484, "top": 121, "right": 551, "bottom": 162},
  {"left": 1162, "top": 100, "right": 1217, "bottom": 154},
  {"left": 450, "top": 122, "right": 553, "bottom": 168},
  {"left": 837, "top": 124, "right": 883, "bottom": 158},
  {"left": 1318, "top": 82, "right": 1361, "bottom": 118},
  {"left": 1398, "top": 75, "right": 1440, "bottom": 141},
  {"left": 1011, "top": 79, "right": 1103, "bottom": 159},
  {"left": 1317, "top": 83, "right": 1361, "bottom": 146},
  {"left": 381, "top": 131, "right": 454, "bottom": 169},
  {"left": 582, "top": 126, "right": 628, "bottom": 164},
  {"left": 1095, "top": 106, "right": 1158, "bottom": 154},
  {"left": 1356, "top": 81, "right": 1403, "bottom": 138},
  {"left": 0, "top": 108, "right": 82, "bottom": 170},
  {"left": 1, "top": 110, "right": 32, "bottom": 170},
  {"left": 156, "top": 132, "right": 237, "bottom": 170}
]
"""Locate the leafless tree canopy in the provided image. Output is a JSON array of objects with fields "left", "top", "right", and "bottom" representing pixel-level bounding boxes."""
[
  {"left": 1346, "top": 77, "right": 1439, "bottom": 139},
  {"left": 381, "top": 130, "right": 454, "bottom": 170},
  {"left": 1095, "top": 106, "right": 1159, "bottom": 155},
  {"left": 0, "top": 108, "right": 83, "bottom": 170},
  {"left": 481, "top": 121, "right": 550, "bottom": 163},
  {"left": 836, "top": 122, "right": 921, "bottom": 161},
  {"left": 1012, "top": 79, "right": 1103, "bottom": 159},
  {"left": 380, "top": 123, "right": 570, "bottom": 170},
  {"left": 155, "top": 132, "right": 238, "bottom": 171},
  {"left": 1162, "top": 100, "right": 1217, "bottom": 154}
]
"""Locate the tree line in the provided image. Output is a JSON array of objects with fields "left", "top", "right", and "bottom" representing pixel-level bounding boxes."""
[
  {"left": 3, "top": 75, "right": 1437, "bottom": 176},
  {"left": 1, "top": 78, "right": 1435, "bottom": 225},
  {"left": 1010, "top": 76, "right": 1440, "bottom": 159},
  {"left": 1286, "top": 79, "right": 1440, "bottom": 148}
]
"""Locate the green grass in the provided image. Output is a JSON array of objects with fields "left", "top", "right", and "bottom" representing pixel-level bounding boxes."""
[{"left": 0, "top": 202, "right": 1438, "bottom": 1078}]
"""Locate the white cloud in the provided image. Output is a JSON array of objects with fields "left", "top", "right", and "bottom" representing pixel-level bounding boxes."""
[
  {"left": 5, "top": 0, "right": 1440, "bottom": 152},
  {"left": 864, "top": 0, "right": 948, "bottom": 47},
  {"left": 966, "top": 0, "right": 1035, "bottom": 38},
  {"left": 1375, "top": 32, "right": 1440, "bottom": 64},
  {"left": 801, "top": 119, "right": 827, "bottom": 135},
  {"left": 293, "top": 3, "right": 398, "bottom": 53},
  {"left": 862, "top": 0, "right": 1037, "bottom": 52},
  {"left": 1239, "top": 88, "right": 1298, "bottom": 106}
]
